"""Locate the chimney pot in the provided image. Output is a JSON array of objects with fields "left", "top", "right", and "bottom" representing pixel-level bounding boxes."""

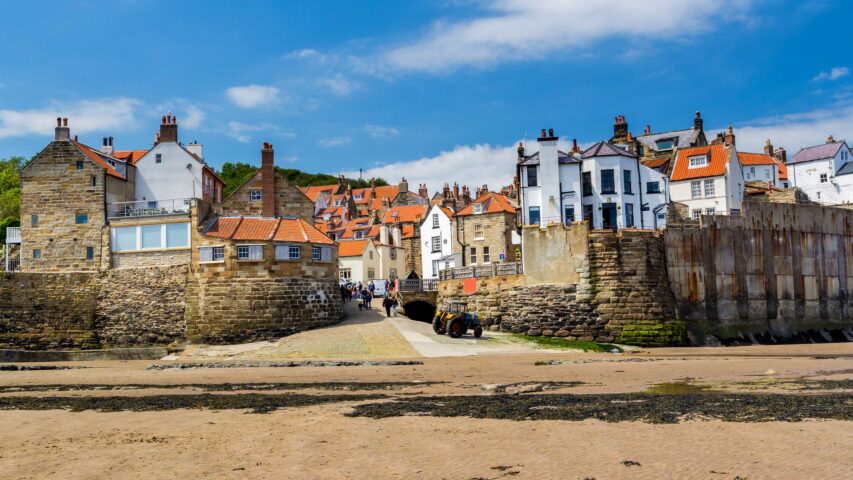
[
  {"left": 540, "top": 128, "right": 546, "bottom": 138},
  {"left": 103, "top": 137, "right": 108, "bottom": 147},
  {"left": 827, "top": 135, "right": 835, "bottom": 144},
  {"left": 56, "top": 117, "right": 62, "bottom": 127},
  {"left": 63, "top": 118, "right": 68, "bottom": 127},
  {"left": 644, "top": 124, "right": 651, "bottom": 135},
  {"left": 548, "top": 128, "right": 554, "bottom": 137}
]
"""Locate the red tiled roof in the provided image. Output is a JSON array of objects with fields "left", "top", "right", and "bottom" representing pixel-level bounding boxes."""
[
  {"left": 456, "top": 192, "right": 516, "bottom": 216},
  {"left": 112, "top": 149, "right": 149, "bottom": 165},
  {"left": 301, "top": 185, "right": 338, "bottom": 202},
  {"left": 383, "top": 205, "right": 428, "bottom": 224},
  {"left": 670, "top": 144, "right": 730, "bottom": 181},
  {"left": 204, "top": 216, "right": 334, "bottom": 245},
  {"left": 338, "top": 239, "right": 369, "bottom": 257},
  {"left": 738, "top": 152, "right": 776, "bottom": 166},
  {"left": 401, "top": 224, "right": 415, "bottom": 239},
  {"left": 73, "top": 141, "right": 125, "bottom": 179},
  {"left": 775, "top": 159, "right": 788, "bottom": 181},
  {"left": 642, "top": 156, "right": 671, "bottom": 169}
]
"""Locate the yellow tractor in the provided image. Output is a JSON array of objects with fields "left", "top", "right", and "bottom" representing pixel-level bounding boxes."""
[{"left": 432, "top": 300, "right": 483, "bottom": 338}]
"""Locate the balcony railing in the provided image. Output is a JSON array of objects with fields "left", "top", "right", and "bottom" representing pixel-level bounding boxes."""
[
  {"left": 5, "top": 227, "right": 20, "bottom": 244},
  {"left": 108, "top": 198, "right": 192, "bottom": 219},
  {"left": 439, "top": 261, "right": 523, "bottom": 281},
  {"left": 399, "top": 278, "right": 438, "bottom": 292}
]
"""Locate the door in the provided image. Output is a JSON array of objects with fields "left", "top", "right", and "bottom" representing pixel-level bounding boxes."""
[{"left": 602, "top": 203, "right": 617, "bottom": 231}]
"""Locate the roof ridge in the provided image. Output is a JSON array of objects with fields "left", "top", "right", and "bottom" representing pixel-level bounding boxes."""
[{"left": 270, "top": 217, "right": 283, "bottom": 241}]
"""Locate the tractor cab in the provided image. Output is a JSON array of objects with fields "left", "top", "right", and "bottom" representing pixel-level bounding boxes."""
[{"left": 432, "top": 300, "right": 483, "bottom": 338}]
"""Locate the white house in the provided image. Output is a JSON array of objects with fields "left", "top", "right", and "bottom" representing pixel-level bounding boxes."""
[
  {"left": 787, "top": 137, "right": 853, "bottom": 205},
  {"left": 337, "top": 225, "right": 405, "bottom": 284},
  {"left": 420, "top": 204, "right": 458, "bottom": 278},
  {"left": 738, "top": 151, "right": 779, "bottom": 185},
  {"left": 132, "top": 114, "right": 223, "bottom": 208},
  {"left": 519, "top": 130, "right": 668, "bottom": 230},
  {"left": 669, "top": 143, "right": 744, "bottom": 219}
]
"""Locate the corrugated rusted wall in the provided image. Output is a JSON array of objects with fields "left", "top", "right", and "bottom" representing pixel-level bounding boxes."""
[{"left": 665, "top": 202, "right": 853, "bottom": 342}]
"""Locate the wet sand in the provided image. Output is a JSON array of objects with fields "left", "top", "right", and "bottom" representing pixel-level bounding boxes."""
[{"left": 1, "top": 344, "right": 852, "bottom": 479}]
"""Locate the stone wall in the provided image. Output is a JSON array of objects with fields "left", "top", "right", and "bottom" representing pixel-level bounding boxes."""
[
  {"left": 666, "top": 202, "right": 853, "bottom": 343},
  {"left": 186, "top": 277, "right": 342, "bottom": 344},
  {"left": 437, "top": 275, "right": 525, "bottom": 329},
  {"left": 401, "top": 235, "right": 422, "bottom": 277},
  {"left": 217, "top": 169, "right": 314, "bottom": 222},
  {"left": 453, "top": 212, "right": 518, "bottom": 266},
  {"left": 522, "top": 223, "right": 588, "bottom": 285},
  {"left": 111, "top": 250, "right": 191, "bottom": 268}
]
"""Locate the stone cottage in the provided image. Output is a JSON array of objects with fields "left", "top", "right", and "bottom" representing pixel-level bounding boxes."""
[{"left": 453, "top": 192, "right": 519, "bottom": 266}]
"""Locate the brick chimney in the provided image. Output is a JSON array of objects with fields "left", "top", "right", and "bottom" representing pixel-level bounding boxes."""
[
  {"left": 453, "top": 182, "right": 460, "bottom": 200},
  {"left": 572, "top": 139, "right": 580, "bottom": 154},
  {"left": 517, "top": 142, "right": 525, "bottom": 164},
  {"left": 694, "top": 111, "right": 703, "bottom": 131},
  {"left": 723, "top": 125, "right": 735, "bottom": 147},
  {"left": 418, "top": 183, "right": 428, "bottom": 198},
  {"left": 337, "top": 175, "right": 346, "bottom": 194},
  {"left": 827, "top": 135, "right": 835, "bottom": 144},
  {"left": 261, "top": 141, "right": 276, "bottom": 217},
  {"left": 399, "top": 177, "right": 409, "bottom": 195},
  {"left": 158, "top": 113, "right": 178, "bottom": 144},
  {"left": 55, "top": 117, "right": 70, "bottom": 141},
  {"left": 613, "top": 115, "right": 628, "bottom": 141},
  {"left": 764, "top": 139, "right": 774, "bottom": 157},
  {"left": 644, "top": 124, "right": 651, "bottom": 135},
  {"left": 774, "top": 147, "right": 787, "bottom": 163}
]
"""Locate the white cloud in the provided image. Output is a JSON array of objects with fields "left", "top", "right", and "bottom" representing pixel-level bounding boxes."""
[
  {"left": 182, "top": 104, "right": 205, "bottom": 129},
  {"left": 813, "top": 66, "right": 850, "bottom": 82},
  {"left": 285, "top": 48, "right": 324, "bottom": 60},
  {"left": 382, "top": 0, "right": 754, "bottom": 73},
  {"left": 317, "top": 74, "right": 358, "bottom": 96},
  {"left": 225, "top": 121, "right": 269, "bottom": 143},
  {"left": 319, "top": 136, "right": 352, "bottom": 147},
  {"left": 225, "top": 84, "right": 280, "bottom": 108},
  {"left": 726, "top": 103, "right": 853, "bottom": 153},
  {"left": 364, "top": 124, "right": 400, "bottom": 138},
  {"left": 0, "top": 97, "right": 140, "bottom": 139},
  {"left": 155, "top": 100, "right": 206, "bottom": 129}
]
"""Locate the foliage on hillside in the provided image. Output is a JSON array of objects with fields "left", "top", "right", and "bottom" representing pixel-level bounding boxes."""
[
  {"left": 0, "top": 157, "right": 24, "bottom": 244},
  {"left": 219, "top": 162, "right": 388, "bottom": 198}
]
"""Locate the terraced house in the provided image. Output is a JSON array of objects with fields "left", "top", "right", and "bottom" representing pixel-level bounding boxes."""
[{"left": 453, "top": 192, "right": 519, "bottom": 266}]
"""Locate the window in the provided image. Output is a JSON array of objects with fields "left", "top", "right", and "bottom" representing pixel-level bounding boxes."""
[
  {"left": 199, "top": 246, "right": 225, "bottom": 262},
  {"left": 600, "top": 169, "right": 615, "bottom": 194},
  {"left": 238, "top": 245, "right": 264, "bottom": 260},
  {"left": 147, "top": 201, "right": 158, "bottom": 209},
  {"left": 91, "top": 176, "right": 97, "bottom": 187},
  {"left": 583, "top": 204, "right": 594, "bottom": 223},
  {"left": 166, "top": 223, "right": 189, "bottom": 248},
  {"left": 250, "top": 189, "right": 262, "bottom": 201},
  {"left": 623, "top": 170, "right": 633, "bottom": 194},
  {"left": 625, "top": 203, "right": 634, "bottom": 228},
  {"left": 275, "top": 244, "right": 300, "bottom": 260},
  {"left": 113, "top": 227, "right": 136, "bottom": 252},
  {"left": 688, "top": 155, "right": 708, "bottom": 168},
  {"left": 469, "top": 247, "right": 477, "bottom": 265},
  {"left": 528, "top": 206, "right": 541, "bottom": 225},
  {"left": 155, "top": 154, "right": 162, "bottom": 164},
  {"left": 564, "top": 206, "right": 575, "bottom": 225},
  {"left": 340, "top": 268, "right": 351, "bottom": 280},
  {"left": 32, "top": 249, "right": 41, "bottom": 259},
  {"left": 527, "top": 166, "right": 538, "bottom": 187},
  {"left": 354, "top": 230, "right": 364, "bottom": 239},
  {"left": 820, "top": 173, "right": 828, "bottom": 183},
  {"left": 656, "top": 139, "right": 674, "bottom": 150},
  {"left": 76, "top": 161, "right": 84, "bottom": 170},
  {"left": 31, "top": 215, "right": 38, "bottom": 227},
  {"left": 473, "top": 224, "right": 484, "bottom": 239},
  {"left": 657, "top": 213, "right": 666, "bottom": 222},
  {"left": 704, "top": 179, "right": 715, "bottom": 197},
  {"left": 86, "top": 246, "right": 94, "bottom": 260},
  {"left": 691, "top": 181, "right": 702, "bottom": 199},
  {"left": 369, "top": 250, "right": 373, "bottom": 260},
  {"left": 432, "top": 213, "right": 439, "bottom": 228},
  {"left": 389, "top": 268, "right": 397, "bottom": 279},
  {"left": 646, "top": 181, "right": 661, "bottom": 194},
  {"left": 705, "top": 208, "right": 716, "bottom": 215},
  {"left": 692, "top": 209, "right": 702, "bottom": 220},
  {"left": 473, "top": 203, "right": 483, "bottom": 214},
  {"left": 315, "top": 246, "right": 332, "bottom": 262},
  {"left": 582, "top": 172, "right": 593, "bottom": 197},
  {"left": 390, "top": 248, "right": 397, "bottom": 260},
  {"left": 141, "top": 225, "right": 162, "bottom": 249},
  {"left": 431, "top": 236, "right": 441, "bottom": 253},
  {"left": 483, "top": 247, "right": 491, "bottom": 264},
  {"left": 312, "top": 246, "right": 321, "bottom": 261},
  {"left": 367, "top": 268, "right": 376, "bottom": 279},
  {"left": 75, "top": 212, "right": 88, "bottom": 224},
  {"left": 749, "top": 166, "right": 756, "bottom": 175},
  {"left": 354, "top": 194, "right": 363, "bottom": 200},
  {"left": 432, "top": 260, "right": 439, "bottom": 277}
]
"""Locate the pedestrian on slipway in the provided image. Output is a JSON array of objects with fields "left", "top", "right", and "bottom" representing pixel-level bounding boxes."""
[
  {"left": 361, "top": 286, "right": 371, "bottom": 310},
  {"left": 391, "top": 297, "right": 399, "bottom": 317},
  {"left": 368, "top": 280, "right": 375, "bottom": 298},
  {"left": 382, "top": 296, "right": 393, "bottom": 317},
  {"left": 384, "top": 278, "right": 390, "bottom": 293}
]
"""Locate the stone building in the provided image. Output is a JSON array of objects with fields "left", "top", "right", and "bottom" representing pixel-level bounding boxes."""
[
  {"left": 453, "top": 192, "right": 519, "bottom": 266},
  {"left": 382, "top": 205, "right": 428, "bottom": 278},
  {"left": 19, "top": 118, "right": 136, "bottom": 272}
]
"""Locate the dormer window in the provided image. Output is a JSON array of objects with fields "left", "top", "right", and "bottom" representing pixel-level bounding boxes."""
[
  {"left": 354, "top": 194, "right": 363, "bottom": 200},
  {"left": 473, "top": 204, "right": 483, "bottom": 214},
  {"left": 656, "top": 139, "right": 675, "bottom": 150},
  {"left": 334, "top": 199, "right": 341, "bottom": 206},
  {"left": 355, "top": 231, "right": 364, "bottom": 239},
  {"left": 688, "top": 155, "right": 709, "bottom": 168}
]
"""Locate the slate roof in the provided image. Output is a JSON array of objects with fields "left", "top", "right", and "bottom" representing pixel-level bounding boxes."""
[
  {"left": 837, "top": 162, "right": 853, "bottom": 176},
  {"left": 790, "top": 141, "right": 846, "bottom": 165},
  {"left": 670, "top": 144, "right": 730, "bottom": 181},
  {"left": 520, "top": 150, "right": 580, "bottom": 165},
  {"left": 637, "top": 128, "right": 701, "bottom": 152},
  {"left": 581, "top": 141, "right": 636, "bottom": 159}
]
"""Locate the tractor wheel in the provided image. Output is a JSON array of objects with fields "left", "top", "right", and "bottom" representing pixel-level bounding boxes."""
[
  {"left": 474, "top": 326, "right": 483, "bottom": 338},
  {"left": 447, "top": 317, "right": 466, "bottom": 338},
  {"left": 432, "top": 316, "right": 445, "bottom": 334}
]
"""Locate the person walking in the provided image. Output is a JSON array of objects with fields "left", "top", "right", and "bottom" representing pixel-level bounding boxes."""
[
  {"left": 361, "top": 286, "right": 371, "bottom": 310},
  {"left": 382, "top": 296, "right": 393, "bottom": 317},
  {"left": 384, "top": 278, "right": 390, "bottom": 294},
  {"left": 390, "top": 297, "right": 398, "bottom": 317}
]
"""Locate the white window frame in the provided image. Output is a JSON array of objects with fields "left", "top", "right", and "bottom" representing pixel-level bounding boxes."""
[
  {"left": 691, "top": 181, "right": 702, "bottom": 199},
  {"left": 431, "top": 236, "right": 441, "bottom": 253},
  {"left": 820, "top": 173, "right": 828, "bottom": 183},
  {"left": 688, "top": 155, "right": 708, "bottom": 168},
  {"left": 473, "top": 204, "right": 483, "bottom": 214},
  {"left": 237, "top": 244, "right": 264, "bottom": 261},
  {"left": 473, "top": 223, "right": 484, "bottom": 240},
  {"left": 705, "top": 208, "right": 716, "bottom": 215},
  {"left": 469, "top": 246, "right": 477, "bottom": 265},
  {"left": 155, "top": 153, "right": 162, "bottom": 164},
  {"left": 250, "top": 189, "right": 262, "bottom": 201},
  {"left": 691, "top": 209, "right": 701, "bottom": 220},
  {"left": 199, "top": 245, "right": 226, "bottom": 263},
  {"left": 340, "top": 268, "right": 351, "bottom": 280},
  {"left": 432, "top": 213, "right": 439, "bottom": 228},
  {"left": 111, "top": 223, "right": 190, "bottom": 253},
  {"left": 704, "top": 179, "right": 715, "bottom": 197},
  {"left": 275, "top": 244, "right": 301, "bottom": 261}
]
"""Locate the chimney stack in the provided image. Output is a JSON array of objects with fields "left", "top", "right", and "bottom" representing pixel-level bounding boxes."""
[
  {"left": 261, "top": 141, "right": 276, "bottom": 217},
  {"left": 572, "top": 139, "right": 580, "bottom": 154},
  {"left": 764, "top": 139, "right": 774, "bottom": 157},
  {"left": 55, "top": 117, "right": 70, "bottom": 141},
  {"left": 827, "top": 135, "right": 836, "bottom": 144},
  {"left": 157, "top": 112, "right": 178, "bottom": 144},
  {"left": 418, "top": 183, "right": 428, "bottom": 198},
  {"left": 644, "top": 124, "right": 651, "bottom": 135},
  {"left": 613, "top": 115, "right": 628, "bottom": 141},
  {"left": 517, "top": 142, "right": 525, "bottom": 164},
  {"left": 694, "top": 111, "right": 704, "bottom": 131},
  {"left": 399, "top": 177, "right": 408, "bottom": 195},
  {"left": 723, "top": 125, "right": 736, "bottom": 147},
  {"left": 101, "top": 136, "right": 114, "bottom": 155},
  {"left": 453, "top": 182, "right": 460, "bottom": 200}
]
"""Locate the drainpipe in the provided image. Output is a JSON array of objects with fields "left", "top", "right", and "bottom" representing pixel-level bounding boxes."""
[{"left": 636, "top": 156, "right": 645, "bottom": 228}]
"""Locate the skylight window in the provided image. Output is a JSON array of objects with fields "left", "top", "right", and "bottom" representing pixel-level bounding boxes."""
[
  {"left": 688, "top": 155, "right": 709, "bottom": 168},
  {"left": 656, "top": 139, "right": 675, "bottom": 150}
]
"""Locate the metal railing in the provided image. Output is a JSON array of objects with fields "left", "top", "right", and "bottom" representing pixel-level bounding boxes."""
[
  {"left": 107, "top": 198, "right": 192, "bottom": 218},
  {"left": 5, "top": 227, "right": 20, "bottom": 244},
  {"left": 439, "top": 261, "right": 523, "bottom": 280},
  {"left": 399, "top": 278, "right": 438, "bottom": 292},
  {"left": 5, "top": 257, "right": 19, "bottom": 272}
]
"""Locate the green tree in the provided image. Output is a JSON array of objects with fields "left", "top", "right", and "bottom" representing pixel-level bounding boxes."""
[
  {"left": 218, "top": 162, "right": 389, "bottom": 198},
  {"left": 0, "top": 156, "right": 24, "bottom": 221}
]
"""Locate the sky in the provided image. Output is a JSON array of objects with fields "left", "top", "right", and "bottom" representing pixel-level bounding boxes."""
[{"left": 1, "top": 0, "right": 852, "bottom": 193}]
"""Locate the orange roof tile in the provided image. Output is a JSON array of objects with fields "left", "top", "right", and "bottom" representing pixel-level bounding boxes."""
[
  {"left": 738, "top": 152, "right": 776, "bottom": 166},
  {"left": 456, "top": 192, "right": 516, "bottom": 216},
  {"left": 112, "top": 149, "right": 149, "bottom": 165},
  {"left": 204, "top": 216, "right": 333, "bottom": 245},
  {"left": 337, "top": 239, "right": 369, "bottom": 257},
  {"left": 670, "top": 144, "right": 730, "bottom": 181},
  {"left": 775, "top": 159, "right": 788, "bottom": 181},
  {"left": 383, "top": 205, "right": 428, "bottom": 224},
  {"left": 73, "top": 142, "right": 125, "bottom": 179},
  {"left": 301, "top": 185, "right": 338, "bottom": 202},
  {"left": 642, "top": 156, "right": 671, "bottom": 169},
  {"left": 401, "top": 224, "right": 415, "bottom": 239}
]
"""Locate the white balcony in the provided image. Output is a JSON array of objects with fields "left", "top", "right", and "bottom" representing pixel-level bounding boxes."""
[
  {"left": 108, "top": 198, "right": 192, "bottom": 219},
  {"left": 5, "top": 227, "right": 20, "bottom": 244}
]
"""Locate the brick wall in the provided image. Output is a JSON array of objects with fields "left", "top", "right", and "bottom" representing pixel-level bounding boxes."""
[{"left": 20, "top": 141, "right": 111, "bottom": 272}]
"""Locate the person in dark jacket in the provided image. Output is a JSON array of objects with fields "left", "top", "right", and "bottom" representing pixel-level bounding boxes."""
[{"left": 382, "top": 296, "right": 393, "bottom": 317}]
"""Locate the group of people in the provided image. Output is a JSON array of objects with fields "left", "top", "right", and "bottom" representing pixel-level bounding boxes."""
[{"left": 339, "top": 279, "right": 399, "bottom": 317}]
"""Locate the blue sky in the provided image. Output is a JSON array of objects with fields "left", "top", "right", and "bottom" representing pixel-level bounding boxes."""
[{"left": 1, "top": 0, "right": 851, "bottom": 191}]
